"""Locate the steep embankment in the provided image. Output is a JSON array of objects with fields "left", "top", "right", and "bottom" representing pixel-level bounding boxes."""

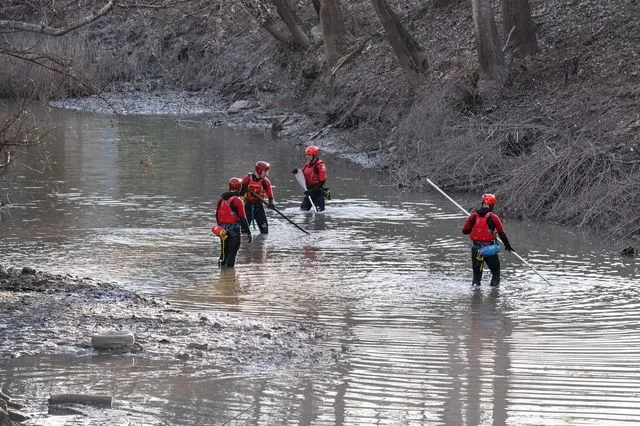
[{"left": 6, "top": 0, "right": 640, "bottom": 238}]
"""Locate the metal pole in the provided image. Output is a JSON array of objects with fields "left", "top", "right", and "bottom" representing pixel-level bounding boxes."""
[
  {"left": 246, "top": 188, "right": 310, "bottom": 235},
  {"left": 426, "top": 178, "right": 552, "bottom": 285},
  {"left": 294, "top": 170, "right": 318, "bottom": 212}
]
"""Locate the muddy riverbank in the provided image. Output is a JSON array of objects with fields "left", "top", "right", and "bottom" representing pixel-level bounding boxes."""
[{"left": 0, "top": 265, "right": 336, "bottom": 423}]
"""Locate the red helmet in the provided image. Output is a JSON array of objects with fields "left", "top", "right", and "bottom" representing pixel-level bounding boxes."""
[
  {"left": 228, "top": 177, "right": 242, "bottom": 191},
  {"left": 481, "top": 193, "right": 497, "bottom": 206},
  {"left": 305, "top": 145, "right": 319, "bottom": 156},
  {"left": 255, "top": 161, "right": 270, "bottom": 174}
]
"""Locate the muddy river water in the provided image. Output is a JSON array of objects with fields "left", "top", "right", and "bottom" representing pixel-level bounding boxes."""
[{"left": 1, "top": 105, "right": 639, "bottom": 425}]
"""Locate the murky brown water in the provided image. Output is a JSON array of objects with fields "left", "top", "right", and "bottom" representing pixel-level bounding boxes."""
[{"left": 1, "top": 103, "right": 639, "bottom": 425}]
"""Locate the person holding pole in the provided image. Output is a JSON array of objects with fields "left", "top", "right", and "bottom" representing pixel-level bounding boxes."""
[
  {"left": 292, "top": 145, "right": 327, "bottom": 212},
  {"left": 462, "top": 193, "right": 515, "bottom": 287},
  {"left": 215, "top": 177, "right": 252, "bottom": 267},
  {"left": 241, "top": 161, "right": 275, "bottom": 234}
]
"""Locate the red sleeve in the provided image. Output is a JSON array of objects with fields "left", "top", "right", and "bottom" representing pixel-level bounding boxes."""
[
  {"left": 233, "top": 197, "right": 246, "bottom": 217},
  {"left": 462, "top": 213, "right": 476, "bottom": 233},
  {"left": 317, "top": 161, "right": 327, "bottom": 181},
  {"left": 263, "top": 177, "right": 274, "bottom": 199},
  {"left": 215, "top": 198, "right": 222, "bottom": 223},
  {"left": 489, "top": 213, "right": 505, "bottom": 233}
]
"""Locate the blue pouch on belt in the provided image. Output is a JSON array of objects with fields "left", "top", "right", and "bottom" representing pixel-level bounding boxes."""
[{"left": 479, "top": 244, "right": 501, "bottom": 256}]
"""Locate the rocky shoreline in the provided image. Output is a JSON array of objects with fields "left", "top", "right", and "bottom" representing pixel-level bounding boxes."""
[
  {"left": 0, "top": 265, "right": 335, "bottom": 424},
  {"left": 48, "top": 90, "right": 383, "bottom": 168}
]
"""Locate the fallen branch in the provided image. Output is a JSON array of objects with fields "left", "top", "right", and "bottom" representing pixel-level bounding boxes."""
[
  {"left": 48, "top": 394, "right": 113, "bottom": 407},
  {"left": 0, "top": 0, "right": 116, "bottom": 36}
]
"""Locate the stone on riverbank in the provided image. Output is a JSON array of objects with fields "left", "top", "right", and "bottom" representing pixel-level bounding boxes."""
[{"left": 91, "top": 333, "right": 136, "bottom": 350}]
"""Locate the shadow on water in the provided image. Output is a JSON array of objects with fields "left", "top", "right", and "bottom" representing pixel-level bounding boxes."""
[{"left": 1, "top": 104, "right": 639, "bottom": 424}]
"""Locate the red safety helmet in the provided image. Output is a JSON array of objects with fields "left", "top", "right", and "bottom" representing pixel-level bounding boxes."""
[
  {"left": 228, "top": 177, "right": 242, "bottom": 191},
  {"left": 481, "top": 193, "right": 497, "bottom": 206},
  {"left": 305, "top": 145, "right": 319, "bottom": 156},
  {"left": 255, "top": 161, "right": 270, "bottom": 174}
]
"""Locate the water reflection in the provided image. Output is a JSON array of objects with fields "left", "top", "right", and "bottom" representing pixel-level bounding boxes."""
[{"left": 0, "top": 103, "right": 639, "bottom": 424}]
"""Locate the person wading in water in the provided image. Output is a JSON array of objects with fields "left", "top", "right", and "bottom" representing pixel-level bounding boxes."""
[
  {"left": 216, "top": 177, "right": 252, "bottom": 267},
  {"left": 292, "top": 145, "right": 328, "bottom": 212},
  {"left": 462, "top": 193, "right": 514, "bottom": 287},
  {"left": 241, "top": 161, "right": 275, "bottom": 234}
]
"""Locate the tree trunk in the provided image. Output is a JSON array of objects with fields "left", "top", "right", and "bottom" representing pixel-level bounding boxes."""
[
  {"left": 242, "top": 0, "right": 291, "bottom": 46},
  {"left": 371, "top": 0, "right": 428, "bottom": 88},
  {"left": 471, "top": 0, "right": 508, "bottom": 86},
  {"left": 501, "top": 0, "right": 537, "bottom": 56},
  {"left": 271, "top": 0, "right": 311, "bottom": 49},
  {"left": 311, "top": 0, "right": 321, "bottom": 16},
  {"left": 319, "top": 0, "right": 346, "bottom": 66}
]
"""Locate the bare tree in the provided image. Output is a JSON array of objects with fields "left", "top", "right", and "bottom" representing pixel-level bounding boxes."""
[
  {"left": 0, "top": 0, "right": 116, "bottom": 36},
  {"left": 371, "top": 0, "right": 428, "bottom": 88},
  {"left": 240, "top": 0, "right": 292, "bottom": 46},
  {"left": 319, "top": 0, "right": 346, "bottom": 66},
  {"left": 311, "top": 0, "right": 321, "bottom": 16},
  {"left": 501, "top": 0, "right": 537, "bottom": 56},
  {"left": 271, "top": 0, "right": 311, "bottom": 49},
  {"left": 471, "top": 0, "right": 508, "bottom": 86},
  {"left": 0, "top": 0, "right": 117, "bottom": 175}
]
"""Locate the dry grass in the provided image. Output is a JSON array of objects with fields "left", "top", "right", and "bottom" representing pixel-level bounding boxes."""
[
  {"left": 501, "top": 140, "right": 640, "bottom": 237},
  {"left": 0, "top": 33, "right": 100, "bottom": 99},
  {"left": 1, "top": 0, "right": 638, "bottom": 239}
]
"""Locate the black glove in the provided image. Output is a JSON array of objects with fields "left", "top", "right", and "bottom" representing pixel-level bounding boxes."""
[
  {"left": 267, "top": 200, "right": 275, "bottom": 209},
  {"left": 504, "top": 244, "right": 514, "bottom": 252},
  {"left": 291, "top": 168, "right": 298, "bottom": 174},
  {"left": 303, "top": 190, "right": 309, "bottom": 196},
  {"left": 247, "top": 233, "right": 253, "bottom": 243}
]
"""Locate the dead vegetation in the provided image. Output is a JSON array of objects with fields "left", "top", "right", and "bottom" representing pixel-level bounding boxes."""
[
  {"left": 501, "top": 141, "right": 640, "bottom": 238},
  {"left": 0, "top": 0, "right": 638, "bottom": 239}
]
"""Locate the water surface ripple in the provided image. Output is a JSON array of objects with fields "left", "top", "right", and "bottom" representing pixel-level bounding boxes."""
[{"left": 0, "top": 105, "right": 638, "bottom": 424}]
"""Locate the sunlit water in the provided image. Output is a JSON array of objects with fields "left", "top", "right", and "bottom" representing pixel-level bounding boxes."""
[{"left": 1, "top": 103, "right": 639, "bottom": 425}]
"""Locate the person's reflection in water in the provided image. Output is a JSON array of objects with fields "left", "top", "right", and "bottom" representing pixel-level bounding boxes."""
[
  {"left": 466, "top": 287, "right": 511, "bottom": 426},
  {"left": 242, "top": 232, "right": 267, "bottom": 265},
  {"left": 216, "top": 267, "right": 243, "bottom": 308},
  {"left": 302, "top": 210, "right": 326, "bottom": 231}
]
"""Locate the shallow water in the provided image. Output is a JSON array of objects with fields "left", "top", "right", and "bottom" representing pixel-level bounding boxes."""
[{"left": 1, "top": 103, "right": 639, "bottom": 425}]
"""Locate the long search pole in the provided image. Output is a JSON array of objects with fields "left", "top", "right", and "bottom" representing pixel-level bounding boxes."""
[
  {"left": 246, "top": 188, "right": 310, "bottom": 235},
  {"left": 294, "top": 170, "right": 318, "bottom": 212},
  {"left": 426, "top": 178, "right": 552, "bottom": 285}
]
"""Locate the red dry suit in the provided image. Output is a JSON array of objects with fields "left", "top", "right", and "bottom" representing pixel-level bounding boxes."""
[
  {"left": 463, "top": 210, "right": 505, "bottom": 242},
  {"left": 302, "top": 158, "right": 327, "bottom": 188},
  {"left": 241, "top": 174, "right": 274, "bottom": 204},
  {"left": 216, "top": 194, "right": 247, "bottom": 226}
]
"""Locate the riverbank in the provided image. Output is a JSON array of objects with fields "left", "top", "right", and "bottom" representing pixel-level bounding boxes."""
[
  {"left": 48, "top": 89, "right": 380, "bottom": 168},
  {"left": 3, "top": 0, "right": 639, "bottom": 239},
  {"left": 0, "top": 265, "right": 335, "bottom": 423}
]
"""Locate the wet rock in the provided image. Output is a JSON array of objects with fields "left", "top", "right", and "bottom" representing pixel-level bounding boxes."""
[
  {"left": 48, "top": 394, "right": 112, "bottom": 408},
  {"left": 7, "top": 410, "right": 29, "bottom": 423},
  {"left": 91, "top": 333, "right": 135, "bottom": 350},
  {"left": 0, "top": 391, "right": 21, "bottom": 410},
  {"left": 20, "top": 268, "right": 35, "bottom": 276},
  {"left": 228, "top": 100, "right": 254, "bottom": 113},
  {"left": 186, "top": 343, "right": 208, "bottom": 351},
  {"left": 176, "top": 353, "right": 190, "bottom": 361},
  {"left": 621, "top": 246, "right": 635, "bottom": 256},
  {"left": 48, "top": 405, "right": 86, "bottom": 416}
]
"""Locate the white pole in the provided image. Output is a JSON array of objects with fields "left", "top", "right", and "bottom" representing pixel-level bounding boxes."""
[{"left": 426, "top": 178, "right": 552, "bottom": 285}]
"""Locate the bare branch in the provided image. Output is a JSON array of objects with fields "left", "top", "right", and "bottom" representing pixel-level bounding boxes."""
[{"left": 0, "top": 0, "right": 117, "bottom": 36}]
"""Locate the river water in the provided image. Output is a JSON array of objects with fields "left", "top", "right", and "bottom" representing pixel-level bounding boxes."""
[{"left": 1, "top": 104, "right": 639, "bottom": 425}]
